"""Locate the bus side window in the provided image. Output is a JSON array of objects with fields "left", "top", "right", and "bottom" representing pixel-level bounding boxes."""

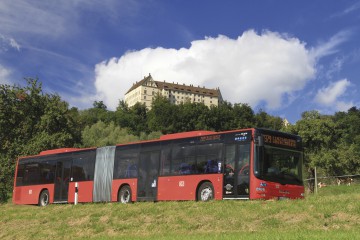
[
  {"left": 72, "top": 150, "right": 96, "bottom": 182},
  {"left": 171, "top": 144, "right": 196, "bottom": 175},
  {"left": 16, "top": 163, "right": 25, "bottom": 186},
  {"left": 197, "top": 143, "right": 223, "bottom": 174},
  {"left": 125, "top": 163, "right": 137, "bottom": 178},
  {"left": 160, "top": 145, "right": 171, "bottom": 176},
  {"left": 204, "top": 159, "right": 218, "bottom": 173},
  {"left": 114, "top": 147, "right": 139, "bottom": 179}
]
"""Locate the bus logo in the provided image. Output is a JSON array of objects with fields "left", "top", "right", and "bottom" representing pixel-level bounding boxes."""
[
  {"left": 225, "top": 184, "right": 233, "bottom": 190},
  {"left": 179, "top": 181, "right": 185, "bottom": 187}
]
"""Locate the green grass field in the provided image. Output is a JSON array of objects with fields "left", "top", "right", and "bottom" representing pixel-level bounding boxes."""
[{"left": 1, "top": 185, "right": 359, "bottom": 240}]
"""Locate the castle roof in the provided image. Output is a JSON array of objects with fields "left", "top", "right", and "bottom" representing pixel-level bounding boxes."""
[{"left": 126, "top": 74, "right": 221, "bottom": 98}]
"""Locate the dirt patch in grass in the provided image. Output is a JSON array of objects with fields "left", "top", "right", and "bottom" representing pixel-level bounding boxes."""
[
  {"left": 100, "top": 215, "right": 109, "bottom": 223},
  {"left": 275, "top": 212, "right": 310, "bottom": 225},
  {"left": 68, "top": 215, "right": 90, "bottom": 226},
  {"left": 333, "top": 212, "right": 359, "bottom": 222}
]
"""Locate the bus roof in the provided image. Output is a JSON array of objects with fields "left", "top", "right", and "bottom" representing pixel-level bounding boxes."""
[
  {"left": 39, "top": 148, "right": 85, "bottom": 155},
  {"left": 159, "top": 131, "right": 216, "bottom": 140}
]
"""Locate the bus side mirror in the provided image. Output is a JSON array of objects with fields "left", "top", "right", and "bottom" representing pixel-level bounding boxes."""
[{"left": 258, "top": 136, "right": 264, "bottom": 147}]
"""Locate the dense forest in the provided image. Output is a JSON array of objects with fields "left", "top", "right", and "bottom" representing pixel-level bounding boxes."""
[{"left": 1, "top": 78, "right": 359, "bottom": 202}]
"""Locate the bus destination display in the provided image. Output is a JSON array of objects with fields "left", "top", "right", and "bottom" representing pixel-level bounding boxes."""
[{"left": 263, "top": 134, "right": 297, "bottom": 148}]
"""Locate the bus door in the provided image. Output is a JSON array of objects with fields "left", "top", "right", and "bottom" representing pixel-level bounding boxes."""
[
  {"left": 54, "top": 159, "right": 72, "bottom": 202},
  {"left": 137, "top": 151, "right": 160, "bottom": 201},
  {"left": 223, "top": 143, "right": 250, "bottom": 199}
]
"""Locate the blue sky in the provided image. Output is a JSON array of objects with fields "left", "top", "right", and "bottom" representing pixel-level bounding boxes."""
[{"left": 1, "top": 0, "right": 359, "bottom": 123}]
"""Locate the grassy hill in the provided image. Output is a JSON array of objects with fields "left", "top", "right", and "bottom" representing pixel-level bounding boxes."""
[{"left": 1, "top": 185, "right": 359, "bottom": 239}]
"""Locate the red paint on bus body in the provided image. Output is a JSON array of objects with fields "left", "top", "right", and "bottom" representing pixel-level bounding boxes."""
[
  {"left": 250, "top": 177, "right": 304, "bottom": 200},
  {"left": 13, "top": 184, "right": 54, "bottom": 205},
  {"left": 112, "top": 179, "right": 138, "bottom": 202},
  {"left": 68, "top": 181, "right": 94, "bottom": 203},
  {"left": 39, "top": 148, "right": 83, "bottom": 155},
  {"left": 157, "top": 174, "right": 223, "bottom": 201},
  {"left": 159, "top": 131, "right": 215, "bottom": 140}
]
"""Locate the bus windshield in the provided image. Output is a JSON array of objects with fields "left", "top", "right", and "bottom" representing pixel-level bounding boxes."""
[{"left": 255, "top": 146, "right": 303, "bottom": 185}]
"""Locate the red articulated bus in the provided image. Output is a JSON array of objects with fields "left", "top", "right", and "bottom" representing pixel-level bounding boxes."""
[{"left": 13, "top": 128, "right": 304, "bottom": 206}]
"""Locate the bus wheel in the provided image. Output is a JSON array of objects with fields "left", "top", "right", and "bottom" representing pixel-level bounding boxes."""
[
  {"left": 118, "top": 185, "right": 132, "bottom": 204},
  {"left": 38, "top": 190, "right": 49, "bottom": 207},
  {"left": 197, "top": 182, "right": 214, "bottom": 201}
]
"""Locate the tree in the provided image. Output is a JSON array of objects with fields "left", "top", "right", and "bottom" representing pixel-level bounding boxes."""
[
  {"left": 232, "top": 103, "right": 255, "bottom": 129},
  {"left": 81, "top": 121, "right": 162, "bottom": 147},
  {"left": 0, "top": 78, "right": 81, "bottom": 202},
  {"left": 129, "top": 102, "right": 149, "bottom": 135},
  {"left": 93, "top": 100, "right": 107, "bottom": 110},
  {"left": 206, "top": 101, "right": 234, "bottom": 131},
  {"left": 334, "top": 107, "right": 360, "bottom": 145},
  {"left": 115, "top": 101, "right": 149, "bottom": 136},
  {"left": 176, "top": 102, "right": 209, "bottom": 132},
  {"left": 255, "top": 109, "right": 283, "bottom": 130},
  {"left": 115, "top": 100, "right": 132, "bottom": 129},
  {"left": 332, "top": 107, "right": 360, "bottom": 174},
  {"left": 147, "top": 95, "right": 178, "bottom": 134},
  {"left": 79, "top": 101, "right": 115, "bottom": 127},
  {"left": 82, "top": 121, "right": 139, "bottom": 147},
  {"left": 287, "top": 111, "right": 337, "bottom": 192}
]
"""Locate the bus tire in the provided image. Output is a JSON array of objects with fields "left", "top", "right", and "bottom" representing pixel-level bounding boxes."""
[
  {"left": 38, "top": 190, "right": 49, "bottom": 207},
  {"left": 118, "top": 185, "right": 132, "bottom": 204},
  {"left": 197, "top": 182, "right": 214, "bottom": 201}
]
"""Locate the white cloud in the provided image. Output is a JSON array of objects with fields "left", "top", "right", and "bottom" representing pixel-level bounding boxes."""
[
  {"left": 343, "top": 2, "right": 360, "bottom": 14},
  {"left": 310, "top": 30, "right": 351, "bottom": 60},
  {"left": 0, "top": 34, "right": 20, "bottom": 52},
  {"left": 331, "top": 2, "right": 360, "bottom": 18},
  {"left": 0, "top": 64, "right": 11, "bottom": 85},
  {"left": 94, "top": 30, "right": 316, "bottom": 110},
  {"left": 314, "top": 79, "right": 351, "bottom": 107},
  {"left": 326, "top": 56, "right": 345, "bottom": 79},
  {"left": 9, "top": 38, "right": 20, "bottom": 51}
]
